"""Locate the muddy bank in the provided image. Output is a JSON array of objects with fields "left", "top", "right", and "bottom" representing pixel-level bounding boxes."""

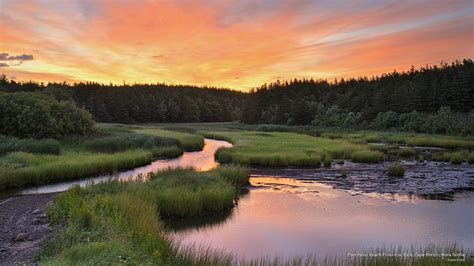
[
  {"left": 252, "top": 161, "right": 474, "bottom": 199},
  {"left": 0, "top": 193, "right": 57, "bottom": 265}
]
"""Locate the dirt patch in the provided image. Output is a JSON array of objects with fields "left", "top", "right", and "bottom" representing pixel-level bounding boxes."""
[{"left": 0, "top": 193, "right": 57, "bottom": 265}]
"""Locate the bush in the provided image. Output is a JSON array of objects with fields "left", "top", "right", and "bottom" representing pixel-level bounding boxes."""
[
  {"left": 0, "top": 92, "right": 95, "bottom": 138},
  {"left": 351, "top": 150, "right": 384, "bottom": 163},
  {"left": 388, "top": 163, "right": 405, "bottom": 176},
  {"left": 468, "top": 153, "right": 474, "bottom": 164}
]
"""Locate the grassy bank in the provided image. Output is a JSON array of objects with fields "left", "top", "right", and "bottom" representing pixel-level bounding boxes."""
[
  {"left": 37, "top": 167, "right": 471, "bottom": 265},
  {"left": 36, "top": 166, "right": 250, "bottom": 265},
  {"left": 0, "top": 124, "right": 205, "bottom": 191}
]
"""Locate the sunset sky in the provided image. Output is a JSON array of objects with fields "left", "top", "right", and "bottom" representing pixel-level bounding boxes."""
[{"left": 0, "top": 0, "right": 473, "bottom": 91}]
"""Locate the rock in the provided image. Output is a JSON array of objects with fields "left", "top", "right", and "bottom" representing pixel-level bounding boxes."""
[
  {"left": 33, "top": 218, "right": 45, "bottom": 225},
  {"left": 13, "top": 233, "right": 28, "bottom": 242},
  {"left": 335, "top": 160, "right": 344, "bottom": 165},
  {"left": 31, "top": 209, "right": 41, "bottom": 215}
]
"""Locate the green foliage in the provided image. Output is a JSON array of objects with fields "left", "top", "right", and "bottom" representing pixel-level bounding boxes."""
[
  {"left": 351, "top": 150, "right": 384, "bottom": 163},
  {"left": 388, "top": 163, "right": 405, "bottom": 176},
  {"left": 240, "top": 60, "right": 474, "bottom": 135},
  {"left": 0, "top": 135, "right": 60, "bottom": 155},
  {"left": 0, "top": 92, "right": 95, "bottom": 138}
]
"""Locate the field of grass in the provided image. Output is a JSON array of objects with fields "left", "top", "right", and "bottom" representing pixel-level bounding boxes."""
[
  {"left": 0, "top": 124, "right": 206, "bottom": 191},
  {"left": 238, "top": 123, "right": 474, "bottom": 150}
]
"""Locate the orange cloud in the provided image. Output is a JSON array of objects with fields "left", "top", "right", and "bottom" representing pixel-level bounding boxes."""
[{"left": 0, "top": 0, "right": 472, "bottom": 90}]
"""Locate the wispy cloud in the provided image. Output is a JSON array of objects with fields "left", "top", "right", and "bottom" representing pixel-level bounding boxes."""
[{"left": 0, "top": 0, "right": 472, "bottom": 90}]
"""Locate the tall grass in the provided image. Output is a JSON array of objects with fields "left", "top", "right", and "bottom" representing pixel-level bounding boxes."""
[
  {"left": 0, "top": 135, "right": 60, "bottom": 155},
  {"left": 213, "top": 131, "right": 362, "bottom": 167},
  {"left": 388, "top": 163, "right": 405, "bottom": 176},
  {"left": 351, "top": 150, "right": 384, "bottom": 163},
  {"left": 82, "top": 133, "right": 179, "bottom": 153},
  {"left": 38, "top": 167, "right": 250, "bottom": 264},
  {"left": 0, "top": 150, "right": 152, "bottom": 190},
  {"left": 134, "top": 127, "right": 205, "bottom": 151}
]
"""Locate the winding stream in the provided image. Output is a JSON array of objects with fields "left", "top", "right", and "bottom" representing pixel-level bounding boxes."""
[{"left": 2, "top": 138, "right": 473, "bottom": 259}]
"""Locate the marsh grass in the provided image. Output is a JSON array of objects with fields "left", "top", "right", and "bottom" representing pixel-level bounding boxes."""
[
  {"left": 468, "top": 153, "right": 474, "bottom": 164},
  {"left": 133, "top": 127, "right": 204, "bottom": 151},
  {"left": 450, "top": 152, "right": 464, "bottom": 164},
  {"left": 398, "top": 147, "right": 417, "bottom": 158},
  {"left": 388, "top": 163, "right": 405, "bottom": 176},
  {"left": 0, "top": 135, "right": 60, "bottom": 155},
  {"left": 82, "top": 133, "right": 179, "bottom": 153},
  {"left": 0, "top": 124, "right": 202, "bottom": 191},
  {"left": 351, "top": 150, "right": 384, "bottom": 163},
  {"left": 38, "top": 167, "right": 249, "bottom": 264},
  {"left": 213, "top": 131, "right": 362, "bottom": 167},
  {"left": 151, "top": 146, "right": 183, "bottom": 158},
  {"left": 0, "top": 150, "right": 152, "bottom": 190}
]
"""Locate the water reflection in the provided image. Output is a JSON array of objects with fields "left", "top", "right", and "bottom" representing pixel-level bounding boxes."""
[
  {"left": 168, "top": 177, "right": 474, "bottom": 259},
  {"left": 14, "top": 139, "right": 232, "bottom": 196}
]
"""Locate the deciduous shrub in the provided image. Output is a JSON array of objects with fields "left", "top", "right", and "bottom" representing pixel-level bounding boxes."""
[{"left": 0, "top": 92, "right": 95, "bottom": 138}]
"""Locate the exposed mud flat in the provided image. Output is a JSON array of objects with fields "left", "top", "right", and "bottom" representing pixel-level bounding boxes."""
[
  {"left": 0, "top": 193, "right": 57, "bottom": 265},
  {"left": 252, "top": 161, "right": 474, "bottom": 199}
]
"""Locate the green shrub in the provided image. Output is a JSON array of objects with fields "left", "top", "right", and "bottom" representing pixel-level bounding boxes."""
[
  {"left": 0, "top": 92, "right": 95, "bottom": 138},
  {"left": 388, "top": 163, "right": 405, "bottom": 176},
  {"left": 351, "top": 150, "right": 384, "bottom": 163}
]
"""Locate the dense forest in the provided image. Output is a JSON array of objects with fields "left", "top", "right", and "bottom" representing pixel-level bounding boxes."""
[
  {"left": 1, "top": 59, "right": 473, "bottom": 134},
  {"left": 241, "top": 59, "right": 474, "bottom": 134},
  {"left": 0, "top": 80, "right": 245, "bottom": 123}
]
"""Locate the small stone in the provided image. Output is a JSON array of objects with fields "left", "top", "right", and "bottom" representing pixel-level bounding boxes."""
[
  {"left": 31, "top": 209, "right": 41, "bottom": 215},
  {"left": 13, "top": 233, "right": 27, "bottom": 242},
  {"left": 335, "top": 160, "right": 344, "bottom": 165},
  {"left": 33, "top": 218, "right": 45, "bottom": 225}
]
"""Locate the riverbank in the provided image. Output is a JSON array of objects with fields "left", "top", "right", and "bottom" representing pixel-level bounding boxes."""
[{"left": 0, "top": 193, "right": 57, "bottom": 264}]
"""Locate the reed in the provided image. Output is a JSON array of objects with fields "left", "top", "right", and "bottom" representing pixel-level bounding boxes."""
[{"left": 351, "top": 150, "right": 384, "bottom": 163}]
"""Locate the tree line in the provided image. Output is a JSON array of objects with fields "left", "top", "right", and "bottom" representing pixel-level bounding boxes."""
[
  {"left": 0, "top": 80, "right": 245, "bottom": 123},
  {"left": 240, "top": 59, "right": 473, "bottom": 134},
  {"left": 1, "top": 59, "right": 472, "bottom": 134}
]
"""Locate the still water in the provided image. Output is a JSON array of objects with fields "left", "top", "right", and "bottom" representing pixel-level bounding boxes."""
[
  {"left": 168, "top": 177, "right": 474, "bottom": 258},
  {"left": 15, "top": 139, "right": 232, "bottom": 195}
]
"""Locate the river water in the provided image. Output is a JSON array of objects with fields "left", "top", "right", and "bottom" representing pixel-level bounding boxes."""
[{"left": 5, "top": 139, "right": 474, "bottom": 259}]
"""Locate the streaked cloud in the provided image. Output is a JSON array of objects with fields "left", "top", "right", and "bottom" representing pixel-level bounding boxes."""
[{"left": 0, "top": 0, "right": 472, "bottom": 90}]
